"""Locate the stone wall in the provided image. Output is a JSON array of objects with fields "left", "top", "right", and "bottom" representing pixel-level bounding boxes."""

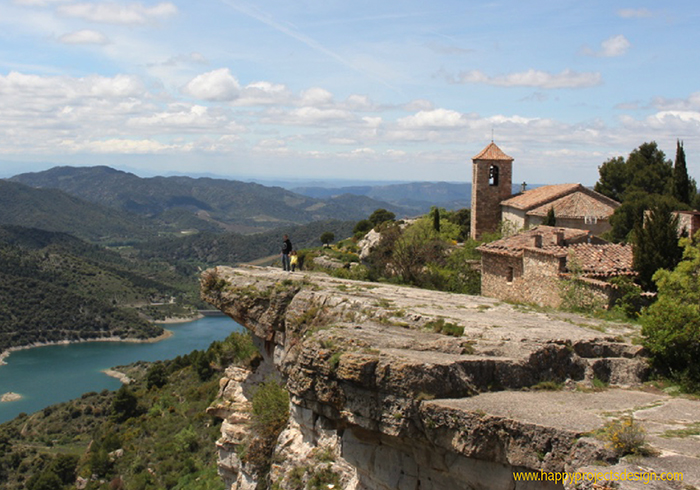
[
  {"left": 481, "top": 250, "right": 564, "bottom": 308},
  {"left": 501, "top": 207, "right": 526, "bottom": 233},
  {"left": 501, "top": 209, "right": 612, "bottom": 237}
]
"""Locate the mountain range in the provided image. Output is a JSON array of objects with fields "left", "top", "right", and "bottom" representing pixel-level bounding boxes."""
[{"left": 9, "top": 166, "right": 415, "bottom": 235}]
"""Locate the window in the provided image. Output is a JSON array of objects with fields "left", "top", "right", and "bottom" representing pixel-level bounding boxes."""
[
  {"left": 506, "top": 266, "right": 514, "bottom": 283},
  {"left": 489, "top": 165, "right": 499, "bottom": 186},
  {"left": 584, "top": 216, "right": 598, "bottom": 225}
]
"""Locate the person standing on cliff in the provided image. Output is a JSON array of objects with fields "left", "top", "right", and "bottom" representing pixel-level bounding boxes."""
[{"left": 281, "top": 234, "right": 292, "bottom": 271}]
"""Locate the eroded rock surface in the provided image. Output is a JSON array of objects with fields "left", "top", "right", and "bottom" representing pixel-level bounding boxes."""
[{"left": 203, "top": 265, "right": 699, "bottom": 490}]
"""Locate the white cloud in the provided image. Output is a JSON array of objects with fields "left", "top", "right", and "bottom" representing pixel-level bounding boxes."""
[
  {"left": 652, "top": 111, "right": 700, "bottom": 124},
  {"left": 60, "top": 138, "right": 176, "bottom": 154},
  {"left": 488, "top": 115, "right": 538, "bottom": 125},
  {"left": 0, "top": 71, "right": 145, "bottom": 99},
  {"left": 329, "top": 138, "right": 356, "bottom": 145},
  {"left": 581, "top": 35, "right": 631, "bottom": 57},
  {"left": 184, "top": 68, "right": 241, "bottom": 101},
  {"left": 652, "top": 92, "right": 700, "bottom": 111},
  {"left": 127, "top": 104, "right": 230, "bottom": 132},
  {"left": 235, "top": 81, "right": 291, "bottom": 106},
  {"left": 618, "top": 8, "right": 652, "bottom": 18},
  {"left": 58, "top": 29, "right": 110, "bottom": 45},
  {"left": 456, "top": 69, "right": 602, "bottom": 89},
  {"left": 350, "top": 147, "right": 375, "bottom": 155},
  {"left": 288, "top": 106, "right": 354, "bottom": 124},
  {"left": 362, "top": 116, "right": 382, "bottom": 128},
  {"left": 57, "top": 2, "right": 177, "bottom": 25},
  {"left": 601, "top": 35, "right": 631, "bottom": 57},
  {"left": 386, "top": 149, "right": 406, "bottom": 157},
  {"left": 149, "top": 52, "right": 208, "bottom": 67},
  {"left": 13, "top": 0, "right": 69, "bottom": 6},
  {"left": 403, "top": 99, "right": 434, "bottom": 112},
  {"left": 299, "top": 87, "right": 334, "bottom": 106},
  {"left": 89, "top": 74, "right": 145, "bottom": 97},
  {"left": 345, "top": 94, "right": 374, "bottom": 111},
  {"left": 13, "top": 0, "right": 68, "bottom": 5},
  {"left": 398, "top": 108, "right": 467, "bottom": 129}
]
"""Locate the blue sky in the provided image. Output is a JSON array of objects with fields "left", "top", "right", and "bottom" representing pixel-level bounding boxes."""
[{"left": 1, "top": 0, "right": 699, "bottom": 185}]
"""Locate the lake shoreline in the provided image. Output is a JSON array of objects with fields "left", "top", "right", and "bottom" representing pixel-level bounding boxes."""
[
  {"left": 0, "top": 315, "right": 242, "bottom": 423},
  {"left": 0, "top": 328, "right": 175, "bottom": 366}
]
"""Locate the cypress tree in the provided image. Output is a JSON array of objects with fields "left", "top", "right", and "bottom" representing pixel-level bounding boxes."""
[
  {"left": 672, "top": 139, "right": 691, "bottom": 205},
  {"left": 432, "top": 207, "right": 440, "bottom": 233},
  {"left": 543, "top": 207, "right": 556, "bottom": 226},
  {"left": 633, "top": 201, "right": 682, "bottom": 291}
]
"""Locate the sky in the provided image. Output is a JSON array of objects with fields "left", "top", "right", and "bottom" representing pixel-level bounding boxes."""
[{"left": 0, "top": 0, "right": 699, "bottom": 186}]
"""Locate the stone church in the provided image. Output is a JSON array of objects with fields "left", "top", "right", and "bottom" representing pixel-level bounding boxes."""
[
  {"left": 471, "top": 142, "right": 635, "bottom": 308},
  {"left": 469, "top": 142, "right": 619, "bottom": 240}
]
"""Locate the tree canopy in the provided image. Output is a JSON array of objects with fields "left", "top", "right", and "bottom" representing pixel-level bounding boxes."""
[
  {"left": 642, "top": 234, "right": 700, "bottom": 390},
  {"left": 595, "top": 142, "right": 673, "bottom": 201},
  {"left": 595, "top": 142, "right": 693, "bottom": 242},
  {"left": 368, "top": 208, "right": 396, "bottom": 227}
]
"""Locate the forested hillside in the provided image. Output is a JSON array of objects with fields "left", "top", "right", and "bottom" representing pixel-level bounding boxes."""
[
  {"left": 135, "top": 219, "right": 356, "bottom": 265},
  {"left": 0, "top": 226, "right": 202, "bottom": 352},
  {"left": 0, "top": 180, "right": 157, "bottom": 244}
]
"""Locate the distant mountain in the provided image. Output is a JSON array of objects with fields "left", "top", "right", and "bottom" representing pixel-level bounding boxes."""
[
  {"left": 292, "top": 182, "right": 471, "bottom": 214},
  {"left": 11, "top": 166, "right": 412, "bottom": 233},
  {"left": 0, "top": 180, "right": 157, "bottom": 244},
  {"left": 292, "top": 182, "right": 530, "bottom": 214}
]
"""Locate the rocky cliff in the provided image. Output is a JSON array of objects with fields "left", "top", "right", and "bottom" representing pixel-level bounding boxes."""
[{"left": 202, "top": 266, "right": 699, "bottom": 490}]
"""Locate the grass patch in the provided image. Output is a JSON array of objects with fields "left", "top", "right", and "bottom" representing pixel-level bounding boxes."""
[
  {"left": 328, "top": 351, "right": 343, "bottom": 372},
  {"left": 425, "top": 318, "right": 464, "bottom": 337},
  {"left": 530, "top": 381, "right": 563, "bottom": 391},
  {"left": 661, "top": 422, "right": 700, "bottom": 438}
]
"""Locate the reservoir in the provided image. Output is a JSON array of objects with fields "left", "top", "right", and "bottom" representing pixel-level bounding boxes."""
[{"left": 0, "top": 315, "right": 244, "bottom": 424}]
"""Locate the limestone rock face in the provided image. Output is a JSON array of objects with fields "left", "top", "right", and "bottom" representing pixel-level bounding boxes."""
[
  {"left": 202, "top": 266, "right": 699, "bottom": 490},
  {"left": 357, "top": 229, "right": 382, "bottom": 261}
]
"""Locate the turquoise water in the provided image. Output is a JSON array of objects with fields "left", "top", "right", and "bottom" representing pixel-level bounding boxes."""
[{"left": 0, "top": 316, "right": 244, "bottom": 424}]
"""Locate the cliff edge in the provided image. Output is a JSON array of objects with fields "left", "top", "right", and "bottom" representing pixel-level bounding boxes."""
[{"left": 202, "top": 265, "right": 699, "bottom": 490}]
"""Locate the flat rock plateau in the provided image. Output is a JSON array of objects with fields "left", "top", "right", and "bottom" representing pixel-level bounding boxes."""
[{"left": 202, "top": 265, "right": 699, "bottom": 490}]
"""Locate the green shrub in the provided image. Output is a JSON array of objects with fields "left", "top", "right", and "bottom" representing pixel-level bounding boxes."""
[
  {"left": 307, "top": 466, "right": 341, "bottom": 490},
  {"left": 599, "top": 416, "right": 648, "bottom": 456},
  {"left": 251, "top": 379, "right": 290, "bottom": 441}
]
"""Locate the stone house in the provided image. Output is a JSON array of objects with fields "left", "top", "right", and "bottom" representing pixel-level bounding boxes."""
[
  {"left": 477, "top": 226, "right": 635, "bottom": 308},
  {"left": 469, "top": 142, "right": 620, "bottom": 239}
]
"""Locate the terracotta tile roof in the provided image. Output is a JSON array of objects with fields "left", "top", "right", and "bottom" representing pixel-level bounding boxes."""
[
  {"left": 527, "top": 190, "right": 619, "bottom": 219},
  {"left": 477, "top": 226, "right": 634, "bottom": 277},
  {"left": 476, "top": 226, "right": 590, "bottom": 257},
  {"left": 472, "top": 142, "right": 514, "bottom": 161},
  {"left": 565, "top": 243, "right": 634, "bottom": 277},
  {"left": 500, "top": 183, "right": 581, "bottom": 210}
]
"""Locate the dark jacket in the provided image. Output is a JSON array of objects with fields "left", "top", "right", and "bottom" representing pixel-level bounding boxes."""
[{"left": 282, "top": 239, "right": 292, "bottom": 255}]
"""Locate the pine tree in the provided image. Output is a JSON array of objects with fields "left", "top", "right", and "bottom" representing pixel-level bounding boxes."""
[{"left": 672, "top": 139, "right": 691, "bottom": 205}]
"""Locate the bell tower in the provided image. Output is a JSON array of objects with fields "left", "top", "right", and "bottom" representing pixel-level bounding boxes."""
[{"left": 470, "top": 142, "right": 513, "bottom": 239}]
